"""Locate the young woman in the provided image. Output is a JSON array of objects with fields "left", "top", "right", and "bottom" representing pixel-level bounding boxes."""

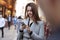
[{"left": 17, "top": 3, "right": 44, "bottom": 40}]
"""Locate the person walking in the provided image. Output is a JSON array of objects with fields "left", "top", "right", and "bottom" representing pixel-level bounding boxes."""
[
  {"left": 12, "top": 16, "right": 17, "bottom": 29},
  {"left": 0, "top": 15, "right": 5, "bottom": 38},
  {"left": 17, "top": 16, "right": 23, "bottom": 33},
  {"left": 7, "top": 15, "right": 11, "bottom": 30}
]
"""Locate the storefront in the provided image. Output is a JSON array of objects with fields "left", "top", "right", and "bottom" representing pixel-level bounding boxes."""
[
  {"left": 0, "top": 0, "right": 16, "bottom": 27},
  {"left": 0, "top": 0, "right": 16, "bottom": 18}
]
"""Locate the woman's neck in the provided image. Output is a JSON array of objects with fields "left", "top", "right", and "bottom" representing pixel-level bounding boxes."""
[{"left": 30, "top": 17, "right": 33, "bottom": 21}]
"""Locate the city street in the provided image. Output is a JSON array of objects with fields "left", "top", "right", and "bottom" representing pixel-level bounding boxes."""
[{"left": 0, "top": 25, "right": 17, "bottom": 40}]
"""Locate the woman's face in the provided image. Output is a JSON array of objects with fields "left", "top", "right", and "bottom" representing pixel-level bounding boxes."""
[{"left": 27, "top": 6, "right": 33, "bottom": 18}]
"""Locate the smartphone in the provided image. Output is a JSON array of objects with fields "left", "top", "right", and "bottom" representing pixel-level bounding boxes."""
[{"left": 22, "top": 22, "right": 26, "bottom": 26}]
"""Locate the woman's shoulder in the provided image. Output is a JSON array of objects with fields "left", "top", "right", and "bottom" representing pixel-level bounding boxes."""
[
  {"left": 38, "top": 21, "right": 44, "bottom": 23},
  {"left": 37, "top": 21, "right": 44, "bottom": 25},
  {"left": 37, "top": 21, "right": 44, "bottom": 28}
]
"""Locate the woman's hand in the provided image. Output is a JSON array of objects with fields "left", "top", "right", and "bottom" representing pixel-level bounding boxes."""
[
  {"left": 21, "top": 25, "right": 26, "bottom": 30},
  {"left": 26, "top": 25, "right": 31, "bottom": 33},
  {"left": 26, "top": 25, "right": 32, "bottom": 35}
]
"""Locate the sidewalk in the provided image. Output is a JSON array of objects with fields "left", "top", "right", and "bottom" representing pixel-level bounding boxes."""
[{"left": 0, "top": 25, "right": 17, "bottom": 40}]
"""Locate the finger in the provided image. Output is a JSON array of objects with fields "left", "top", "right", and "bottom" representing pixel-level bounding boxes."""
[
  {"left": 26, "top": 26, "right": 29, "bottom": 28},
  {"left": 26, "top": 25, "right": 28, "bottom": 27},
  {"left": 22, "top": 25, "right": 26, "bottom": 29}
]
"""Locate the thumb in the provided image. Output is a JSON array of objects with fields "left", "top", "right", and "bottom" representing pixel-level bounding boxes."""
[{"left": 25, "top": 25, "right": 28, "bottom": 29}]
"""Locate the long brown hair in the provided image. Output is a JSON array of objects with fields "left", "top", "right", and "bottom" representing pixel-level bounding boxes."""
[{"left": 25, "top": 3, "right": 41, "bottom": 24}]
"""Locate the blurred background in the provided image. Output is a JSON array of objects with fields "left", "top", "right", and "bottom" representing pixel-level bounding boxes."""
[
  {"left": 0, "top": 0, "right": 47, "bottom": 40},
  {"left": 0, "top": 0, "right": 46, "bottom": 22}
]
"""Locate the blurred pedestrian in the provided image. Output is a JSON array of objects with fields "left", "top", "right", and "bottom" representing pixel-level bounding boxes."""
[
  {"left": 0, "top": 15, "right": 5, "bottom": 38},
  {"left": 7, "top": 15, "right": 11, "bottom": 30},
  {"left": 12, "top": 16, "right": 17, "bottom": 29},
  {"left": 17, "top": 16, "right": 23, "bottom": 33}
]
